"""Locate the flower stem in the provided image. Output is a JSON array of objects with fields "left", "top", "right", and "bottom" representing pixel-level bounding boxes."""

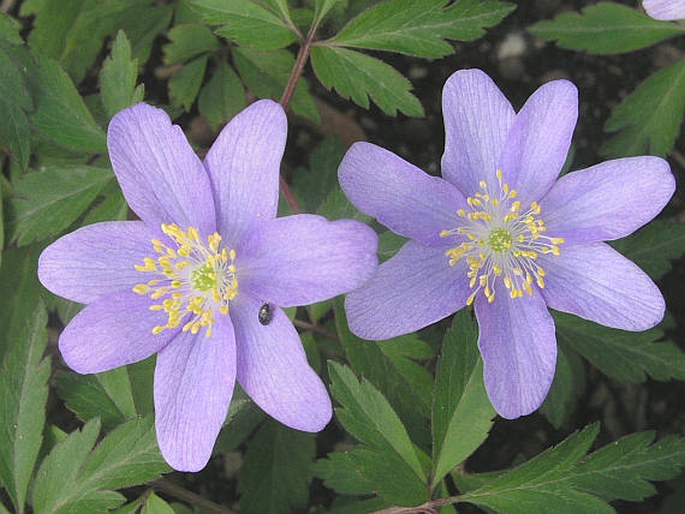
[
  {"left": 153, "top": 477, "right": 238, "bottom": 514},
  {"left": 278, "top": 23, "right": 319, "bottom": 215}
]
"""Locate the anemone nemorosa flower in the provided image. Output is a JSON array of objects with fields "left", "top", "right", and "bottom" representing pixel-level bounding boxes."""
[
  {"left": 643, "top": 0, "right": 685, "bottom": 20},
  {"left": 338, "top": 69, "right": 674, "bottom": 419},
  {"left": 38, "top": 100, "right": 378, "bottom": 471}
]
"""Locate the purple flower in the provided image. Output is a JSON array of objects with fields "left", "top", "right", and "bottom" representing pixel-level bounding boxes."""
[
  {"left": 643, "top": 0, "right": 685, "bottom": 20},
  {"left": 38, "top": 100, "right": 378, "bottom": 471},
  {"left": 338, "top": 69, "right": 674, "bottom": 419}
]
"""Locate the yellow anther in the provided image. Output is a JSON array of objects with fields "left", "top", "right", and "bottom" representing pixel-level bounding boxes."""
[{"left": 132, "top": 284, "right": 150, "bottom": 295}]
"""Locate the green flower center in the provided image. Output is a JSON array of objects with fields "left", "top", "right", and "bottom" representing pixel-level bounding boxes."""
[{"left": 487, "top": 228, "right": 512, "bottom": 252}]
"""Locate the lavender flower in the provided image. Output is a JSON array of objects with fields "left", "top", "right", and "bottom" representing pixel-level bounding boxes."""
[
  {"left": 38, "top": 100, "right": 378, "bottom": 471},
  {"left": 643, "top": 0, "right": 685, "bottom": 20},
  {"left": 338, "top": 69, "right": 674, "bottom": 419}
]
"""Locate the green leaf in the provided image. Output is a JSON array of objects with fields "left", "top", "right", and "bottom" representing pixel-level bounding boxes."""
[
  {"left": 237, "top": 421, "right": 315, "bottom": 514},
  {"left": 0, "top": 304, "right": 49, "bottom": 514},
  {"left": 32, "top": 419, "right": 123, "bottom": 514},
  {"left": 0, "top": 43, "right": 33, "bottom": 170},
  {"left": 528, "top": 3, "right": 685, "bottom": 55},
  {"left": 168, "top": 55, "right": 208, "bottom": 111},
  {"left": 334, "top": 301, "right": 433, "bottom": 446},
  {"left": 7, "top": 166, "right": 112, "bottom": 246},
  {"left": 33, "top": 56, "right": 107, "bottom": 153},
  {"left": 32, "top": 417, "right": 169, "bottom": 514},
  {"left": 610, "top": 221, "right": 685, "bottom": 280},
  {"left": 198, "top": 61, "right": 246, "bottom": 130},
  {"left": 100, "top": 30, "right": 145, "bottom": 120},
  {"left": 571, "top": 432, "right": 685, "bottom": 502},
  {"left": 190, "top": 0, "right": 297, "bottom": 50},
  {"left": 601, "top": 58, "right": 685, "bottom": 158},
  {"left": 233, "top": 47, "right": 320, "bottom": 123},
  {"left": 292, "top": 137, "right": 345, "bottom": 213},
  {"left": 313, "top": 452, "right": 375, "bottom": 496},
  {"left": 432, "top": 310, "right": 495, "bottom": 485},
  {"left": 555, "top": 312, "right": 685, "bottom": 383},
  {"left": 314, "top": 0, "right": 343, "bottom": 26},
  {"left": 328, "top": 362, "right": 427, "bottom": 504},
  {"left": 163, "top": 23, "right": 219, "bottom": 65},
  {"left": 0, "top": 246, "right": 43, "bottom": 360},
  {"left": 55, "top": 367, "right": 137, "bottom": 431},
  {"left": 459, "top": 425, "right": 611, "bottom": 514},
  {"left": 311, "top": 46, "right": 423, "bottom": 117},
  {"left": 328, "top": 0, "right": 515, "bottom": 58},
  {"left": 0, "top": 12, "right": 23, "bottom": 45}
]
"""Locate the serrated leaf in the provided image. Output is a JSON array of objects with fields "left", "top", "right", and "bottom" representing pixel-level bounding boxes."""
[
  {"left": 334, "top": 300, "right": 432, "bottom": 446},
  {"left": 233, "top": 47, "right": 320, "bottom": 123},
  {"left": 528, "top": 3, "right": 685, "bottom": 55},
  {"left": 32, "top": 417, "right": 168, "bottom": 514},
  {"left": 190, "top": 0, "right": 297, "bottom": 50},
  {"left": 601, "top": 58, "right": 685, "bottom": 158},
  {"left": 313, "top": 452, "right": 375, "bottom": 496},
  {"left": 55, "top": 367, "right": 137, "bottom": 431},
  {"left": 32, "top": 419, "right": 124, "bottom": 514},
  {"left": 0, "top": 43, "right": 33, "bottom": 170},
  {"left": 610, "top": 221, "right": 685, "bottom": 280},
  {"left": 311, "top": 46, "right": 423, "bottom": 117},
  {"left": 555, "top": 312, "right": 685, "bottom": 383},
  {"left": 328, "top": 362, "right": 427, "bottom": 503},
  {"left": 168, "top": 55, "right": 208, "bottom": 111},
  {"left": 237, "top": 421, "right": 315, "bottom": 514},
  {"left": 198, "top": 61, "right": 246, "bottom": 130},
  {"left": 432, "top": 310, "right": 495, "bottom": 485},
  {"left": 572, "top": 433, "right": 685, "bottom": 503},
  {"left": 459, "top": 425, "right": 609, "bottom": 514},
  {"left": 100, "top": 30, "right": 144, "bottom": 120},
  {"left": 0, "top": 304, "right": 49, "bottom": 514},
  {"left": 33, "top": 56, "right": 106, "bottom": 153},
  {"left": 163, "top": 23, "right": 219, "bottom": 65},
  {"left": 329, "top": 0, "right": 515, "bottom": 58},
  {"left": 7, "top": 166, "right": 112, "bottom": 246}
]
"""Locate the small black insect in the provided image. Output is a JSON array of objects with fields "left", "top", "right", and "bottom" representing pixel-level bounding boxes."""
[{"left": 258, "top": 303, "right": 273, "bottom": 326}]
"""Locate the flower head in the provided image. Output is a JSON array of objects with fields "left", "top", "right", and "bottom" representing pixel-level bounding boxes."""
[
  {"left": 38, "top": 100, "right": 378, "bottom": 471},
  {"left": 338, "top": 69, "right": 674, "bottom": 419},
  {"left": 643, "top": 0, "right": 685, "bottom": 20}
]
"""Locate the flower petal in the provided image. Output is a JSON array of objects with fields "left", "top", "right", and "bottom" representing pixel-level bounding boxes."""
[
  {"left": 239, "top": 214, "right": 378, "bottom": 307},
  {"left": 441, "top": 69, "right": 515, "bottom": 195},
  {"left": 231, "top": 294, "right": 331, "bottom": 432},
  {"left": 498, "top": 80, "right": 578, "bottom": 206},
  {"left": 107, "top": 103, "right": 216, "bottom": 234},
  {"left": 540, "top": 156, "right": 674, "bottom": 244},
  {"left": 154, "top": 314, "right": 236, "bottom": 472},
  {"left": 540, "top": 243, "right": 665, "bottom": 331},
  {"left": 58, "top": 290, "right": 178, "bottom": 374},
  {"left": 643, "top": 0, "right": 685, "bottom": 20},
  {"left": 338, "top": 142, "right": 468, "bottom": 247},
  {"left": 345, "top": 240, "right": 471, "bottom": 340},
  {"left": 475, "top": 292, "right": 557, "bottom": 419},
  {"left": 38, "top": 221, "right": 155, "bottom": 304},
  {"left": 204, "top": 100, "right": 286, "bottom": 245}
]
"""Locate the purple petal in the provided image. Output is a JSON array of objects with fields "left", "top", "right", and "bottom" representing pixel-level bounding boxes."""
[
  {"left": 540, "top": 243, "right": 665, "bottom": 331},
  {"left": 38, "top": 221, "right": 155, "bottom": 304},
  {"left": 231, "top": 294, "right": 331, "bottom": 432},
  {"left": 644, "top": 0, "right": 685, "bottom": 20},
  {"left": 154, "top": 314, "right": 236, "bottom": 472},
  {"left": 345, "top": 240, "right": 471, "bottom": 340},
  {"left": 540, "top": 157, "right": 674, "bottom": 244},
  {"left": 239, "top": 214, "right": 378, "bottom": 307},
  {"left": 58, "top": 290, "right": 178, "bottom": 374},
  {"left": 441, "top": 69, "right": 515, "bottom": 195},
  {"left": 107, "top": 103, "right": 216, "bottom": 234},
  {"left": 204, "top": 100, "right": 286, "bottom": 245},
  {"left": 498, "top": 80, "right": 578, "bottom": 206},
  {"left": 338, "top": 142, "right": 468, "bottom": 247},
  {"left": 475, "top": 292, "right": 557, "bottom": 419}
]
